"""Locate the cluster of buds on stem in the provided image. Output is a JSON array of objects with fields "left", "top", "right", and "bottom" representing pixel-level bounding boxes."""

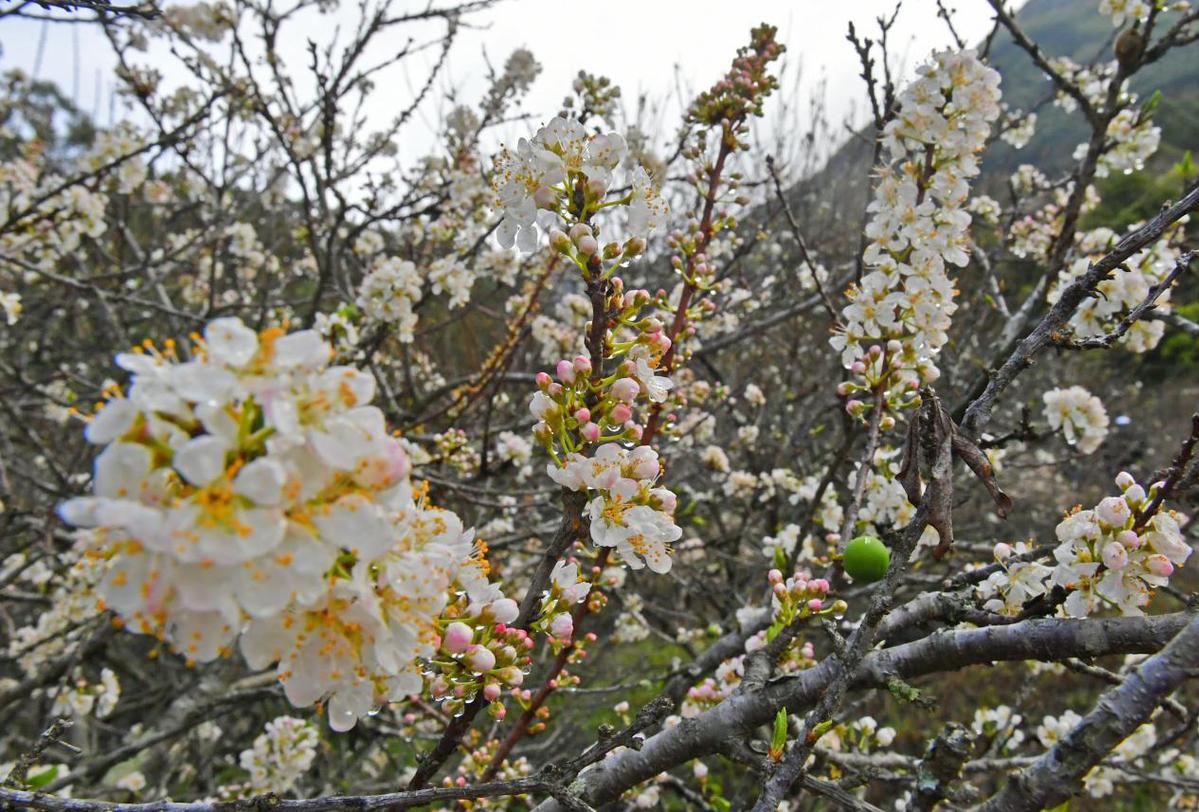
[
  {"left": 433, "top": 607, "right": 532, "bottom": 720},
  {"left": 766, "top": 568, "right": 847, "bottom": 640},
  {"left": 836, "top": 340, "right": 923, "bottom": 426}
]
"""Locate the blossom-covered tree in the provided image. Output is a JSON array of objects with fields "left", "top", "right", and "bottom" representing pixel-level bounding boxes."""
[{"left": 1, "top": 0, "right": 1198, "bottom": 809}]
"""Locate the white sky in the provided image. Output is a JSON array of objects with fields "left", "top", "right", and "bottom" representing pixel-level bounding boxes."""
[{"left": 0, "top": 0, "right": 1019, "bottom": 172}]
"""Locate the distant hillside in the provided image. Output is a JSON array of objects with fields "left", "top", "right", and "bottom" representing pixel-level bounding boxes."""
[
  {"left": 984, "top": 0, "right": 1199, "bottom": 178},
  {"left": 782, "top": 0, "right": 1198, "bottom": 255}
]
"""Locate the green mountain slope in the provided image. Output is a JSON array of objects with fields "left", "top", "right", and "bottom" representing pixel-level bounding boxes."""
[{"left": 984, "top": 0, "right": 1199, "bottom": 178}]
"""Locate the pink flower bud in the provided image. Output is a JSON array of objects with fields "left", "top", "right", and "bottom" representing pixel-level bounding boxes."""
[
  {"left": 466, "top": 645, "right": 496, "bottom": 673},
  {"left": 773, "top": 582, "right": 786, "bottom": 596},
  {"left": 483, "top": 683, "right": 501, "bottom": 702},
  {"left": 994, "top": 543, "right": 1013, "bottom": 560},
  {"left": 581, "top": 422, "right": 601, "bottom": 442},
  {"left": 611, "top": 377, "right": 640, "bottom": 403},
  {"left": 611, "top": 404, "right": 633, "bottom": 423},
  {"left": 493, "top": 704, "right": 507, "bottom": 720},
  {"left": 694, "top": 762, "right": 709, "bottom": 779},
  {"left": 443, "top": 621, "right": 474, "bottom": 654},
  {"left": 573, "top": 355, "right": 592, "bottom": 374},
  {"left": 807, "top": 599, "right": 824, "bottom": 611},
  {"left": 836, "top": 382, "right": 854, "bottom": 397},
  {"left": 656, "top": 491, "right": 677, "bottom": 512},
  {"left": 430, "top": 676, "right": 448, "bottom": 697},
  {"left": 574, "top": 408, "right": 591, "bottom": 423},
  {"left": 850, "top": 361, "right": 867, "bottom": 375},
  {"left": 625, "top": 423, "right": 644, "bottom": 442},
  {"left": 550, "top": 229, "right": 572, "bottom": 252},
  {"left": 1118, "top": 530, "right": 1141, "bottom": 550},
  {"left": 535, "top": 371, "right": 551, "bottom": 388},
  {"left": 569, "top": 223, "right": 592, "bottom": 241},
  {"left": 577, "top": 235, "right": 599, "bottom": 256},
  {"left": 1096, "top": 496, "right": 1130, "bottom": 528},
  {"left": 534, "top": 186, "right": 558, "bottom": 209},
  {"left": 1146, "top": 554, "right": 1174, "bottom": 578},
  {"left": 547, "top": 382, "right": 563, "bottom": 397},
  {"left": 1102, "top": 541, "right": 1129, "bottom": 570},
  {"left": 550, "top": 612, "right": 574, "bottom": 641},
  {"left": 812, "top": 579, "right": 830, "bottom": 594},
  {"left": 556, "top": 359, "right": 576, "bottom": 384}
]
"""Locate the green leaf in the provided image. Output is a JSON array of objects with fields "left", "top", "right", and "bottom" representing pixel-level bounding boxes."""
[
  {"left": 770, "top": 708, "right": 789, "bottom": 759},
  {"left": 773, "top": 546, "right": 788, "bottom": 572},
  {"left": 26, "top": 765, "right": 59, "bottom": 789},
  {"left": 1138, "top": 89, "right": 1162, "bottom": 122}
]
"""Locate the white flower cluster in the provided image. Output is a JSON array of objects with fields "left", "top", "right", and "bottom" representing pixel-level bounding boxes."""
[
  {"left": 1048, "top": 57, "right": 1115, "bottom": 114},
  {"left": 1052, "top": 473, "right": 1191, "bottom": 617},
  {"left": 1000, "top": 112, "right": 1037, "bottom": 149},
  {"left": 977, "top": 541, "right": 1054, "bottom": 616},
  {"left": 237, "top": 716, "right": 319, "bottom": 796},
  {"left": 972, "top": 705, "right": 1026, "bottom": 752},
  {"left": 48, "top": 668, "right": 121, "bottom": 719},
  {"left": 492, "top": 116, "right": 664, "bottom": 251},
  {"left": 1043, "top": 385, "right": 1110, "bottom": 454},
  {"left": 1074, "top": 106, "right": 1161, "bottom": 178},
  {"left": 6, "top": 541, "right": 107, "bottom": 676},
  {"left": 832, "top": 50, "right": 1001, "bottom": 383},
  {"left": 1049, "top": 223, "right": 1185, "bottom": 352},
  {"left": 1038, "top": 711, "right": 1157, "bottom": 798},
  {"left": 1, "top": 291, "right": 21, "bottom": 325},
  {"left": 1098, "top": 0, "right": 1151, "bottom": 27},
  {"left": 548, "top": 444, "right": 681, "bottom": 573},
  {"left": 59, "top": 318, "right": 507, "bottom": 730},
  {"left": 357, "top": 257, "right": 422, "bottom": 342},
  {"left": 0, "top": 153, "right": 107, "bottom": 272}
]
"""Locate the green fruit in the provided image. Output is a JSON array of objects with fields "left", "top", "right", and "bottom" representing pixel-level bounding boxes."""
[{"left": 843, "top": 536, "right": 891, "bottom": 583}]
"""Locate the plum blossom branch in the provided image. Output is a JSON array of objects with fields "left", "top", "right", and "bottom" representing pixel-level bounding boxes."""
[{"left": 960, "top": 181, "right": 1199, "bottom": 439}]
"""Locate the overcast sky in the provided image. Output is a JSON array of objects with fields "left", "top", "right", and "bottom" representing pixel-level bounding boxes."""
[{"left": 1, "top": 0, "right": 1021, "bottom": 169}]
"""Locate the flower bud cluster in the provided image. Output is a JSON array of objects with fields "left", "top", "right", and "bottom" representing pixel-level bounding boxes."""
[
  {"left": 831, "top": 50, "right": 1001, "bottom": 396},
  {"left": 58, "top": 318, "right": 510, "bottom": 731},
  {"left": 1051, "top": 473, "right": 1191, "bottom": 617},
  {"left": 836, "top": 340, "right": 923, "bottom": 422},
  {"left": 432, "top": 604, "right": 531, "bottom": 720},
  {"left": 766, "top": 567, "right": 845, "bottom": 638},
  {"left": 688, "top": 24, "right": 784, "bottom": 128}
]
